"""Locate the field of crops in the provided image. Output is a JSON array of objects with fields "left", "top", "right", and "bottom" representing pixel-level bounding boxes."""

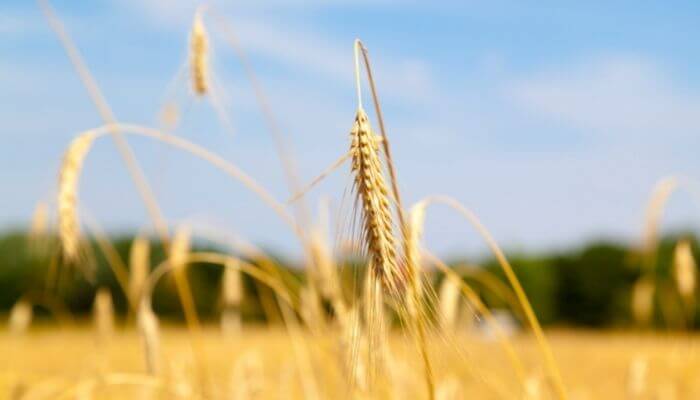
[
  {"left": 3, "top": 327, "right": 700, "bottom": 399},
  {"left": 5, "top": 2, "right": 700, "bottom": 400}
]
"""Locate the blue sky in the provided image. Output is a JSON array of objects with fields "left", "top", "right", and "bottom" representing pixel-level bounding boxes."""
[{"left": 2, "top": 1, "right": 700, "bottom": 258}]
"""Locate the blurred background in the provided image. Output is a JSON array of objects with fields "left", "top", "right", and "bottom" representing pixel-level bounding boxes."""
[{"left": 2, "top": 1, "right": 700, "bottom": 327}]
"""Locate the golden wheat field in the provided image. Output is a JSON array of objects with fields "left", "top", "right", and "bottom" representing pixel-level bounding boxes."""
[
  {"left": 6, "top": 1, "right": 700, "bottom": 399},
  {"left": 4, "top": 326, "right": 700, "bottom": 400}
]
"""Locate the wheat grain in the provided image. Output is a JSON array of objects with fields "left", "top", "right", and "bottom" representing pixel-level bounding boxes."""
[
  {"left": 58, "top": 132, "right": 96, "bottom": 262},
  {"left": 190, "top": 10, "right": 209, "bottom": 96}
]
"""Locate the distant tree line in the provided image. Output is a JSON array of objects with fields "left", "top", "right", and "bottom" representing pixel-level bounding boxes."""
[{"left": 0, "top": 230, "right": 696, "bottom": 328}]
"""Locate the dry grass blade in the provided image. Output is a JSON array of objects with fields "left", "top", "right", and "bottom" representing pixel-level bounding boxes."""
[
  {"left": 426, "top": 252, "right": 528, "bottom": 388},
  {"left": 288, "top": 152, "right": 352, "bottom": 203},
  {"left": 414, "top": 195, "right": 567, "bottom": 399}
]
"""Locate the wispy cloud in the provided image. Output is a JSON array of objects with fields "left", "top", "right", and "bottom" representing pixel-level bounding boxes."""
[{"left": 508, "top": 56, "right": 700, "bottom": 144}]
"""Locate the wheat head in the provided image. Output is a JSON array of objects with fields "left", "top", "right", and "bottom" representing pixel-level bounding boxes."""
[
  {"left": 58, "top": 132, "right": 96, "bottom": 262},
  {"left": 129, "top": 235, "right": 150, "bottom": 305},
  {"left": 8, "top": 299, "right": 32, "bottom": 335},
  {"left": 350, "top": 108, "right": 401, "bottom": 292},
  {"left": 190, "top": 10, "right": 209, "bottom": 96},
  {"left": 673, "top": 239, "right": 696, "bottom": 302}
]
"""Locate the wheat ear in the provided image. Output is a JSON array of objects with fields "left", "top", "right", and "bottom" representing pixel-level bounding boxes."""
[
  {"left": 58, "top": 132, "right": 96, "bottom": 262},
  {"left": 350, "top": 108, "right": 401, "bottom": 291},
  {"left": 8, "top": 299, "right": 33, "bottom": 335},
  {"left": 353, "top": 39, "right": 437, "bottom": 398},
  {"left": 129, "top": 235, "right": 150, "bottom": 307},
  {"left": 673, "top": 240, "right": 696, "bottom": 306},
  {"left": 190, "top": 8, "right": 209, "bottom": 96}
]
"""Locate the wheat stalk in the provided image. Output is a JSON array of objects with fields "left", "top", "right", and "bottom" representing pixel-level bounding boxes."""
[
  {"left": 137, "top": 298, "right": 161, "bottom": 375},
  {"left": 632, "top": 277, "right": 655, "bottom": 326},
  {"left": 221, "top": 259, "right": 243, "bottom": 334},
  {"left": 170, "top": 227, "right": 191, "bottom": 272},
  {"left": 438, "top": 275, "right": 461, "bottom": 332},
  {"left": 641, "top": 177, "right": 679, "bottom": 269},
  {"left": 93, "top": 287, "right": 114, "bottom": 341},
  {"left": 299, "top": 284, "right": 325, "bottom": 333},
  {"left": 190, "top": 9, "right": 209, "bottom": 96}
]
